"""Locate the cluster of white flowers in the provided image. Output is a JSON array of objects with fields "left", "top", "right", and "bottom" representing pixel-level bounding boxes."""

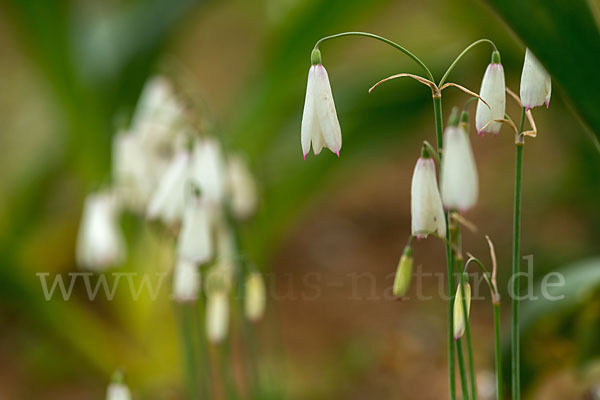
[{"left": 76, "top": 76, "right": 267, "bottom": 345}]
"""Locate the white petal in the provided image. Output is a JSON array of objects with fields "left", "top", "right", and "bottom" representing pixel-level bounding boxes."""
[
  {"left": 411, "top": 158, "right": 446, "bottom": 238},
  {"left": 206, "top": 292, "right": 229, "bottom": 343},
  {"left": 301, "top": 66, "right": 318, "bottom": 157},
  {"left": 177, "top": 199, "right": 214, "bottom": 264},
  {"left": 314, "top": 65, "right": 342, "bottom": 155},
  {"left": 245, "top": 272, "right": 266, "bottom": 322},
  {"left": 190, "top": 138, "right": 226, "bottom": 204},
  {"left": 441, "top": 126, "right": 479, "bottom": 211},
  {"left": 172, "top": 259, "right": 201, "bottom": 303},
  {"left": 76, "top": 191, "right": 126, "bottom": 271},
  {"left": 475, "top": 63, "right": 506, "bottom": 134},
  {"left": 106, "top": 383, "right": 131, "bottom": 400},
  {"left": 227, "top": 155, "right": 258, "bottom": 219},
  {"left": 147, "top": 150, "right": 190, "bottom": 224},
  {"left": 520, "top": 48, "right": 551, "bottom": 110}
]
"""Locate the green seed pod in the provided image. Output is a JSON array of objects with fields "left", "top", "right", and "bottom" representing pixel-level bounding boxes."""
[{"left": 393, "top": 245, "right": 413, "bottom": 298}]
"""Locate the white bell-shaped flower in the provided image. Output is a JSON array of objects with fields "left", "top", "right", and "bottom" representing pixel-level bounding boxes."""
[
  {"left": 147, "top": 149, "right": 190, "bottom": 224},
  {"left": 301, "top": 49, "right": 342, "bottom": 158},
  {"left": 227, "top": 154, "right": 258, "bottom": 219},
  {"left": 177, "top": 192, "right": 214, "bottom": 265},
  {"left": 190, "top": 138, "right": 226, "bottom": 205},
  {"left": 76, "top": 191, "right": 126, "bottom": 271},
  {"left": 520, "top": 48, "right": 551, "bottom": 111},
  {"left": 453, "top": 279, "right": 472, "bottom": 340},
  {"left": 106, "top": 370, "right": 131, "bottom": 400},
  {"left": 475, "top": 51, "right": 506, "bottom": 135},
  {"left": 245, "top": 271, "right": 266, "bottom": 322},
  {"left": 441, "top": 125, "right": 478, "bottom": 212},
  {"left": 172, "top": 259, "right": 201, "bottom": 303},
  {"left": 411, "top": 150, "right": 446, "bottom": 239},
  {"left": 206, "top": 291, "right": 229, "bottom": 344}
]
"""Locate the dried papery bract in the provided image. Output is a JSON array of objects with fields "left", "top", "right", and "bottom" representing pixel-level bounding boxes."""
[
  {"left": 393, "top": 244, "right": 413, "bottom": 298},
  {"left": 411, "top": 147, "right": 446, "bottom": 239},
  {"left": 476, "top": 51, "right": 506, "bottom": 135},
  {"left": 441, "top": 113, "right": 478, "bottom": 212},
  {"left": 520, "top": 48, "right": 551, "bottom": 111},
  {"left": 301, "top": 49, "right": 342, "bottom": 158},
  {"left": 76, "top": 191, "right": 126, "bottom": 271},
  {"left": 245, "top": 271, "right": 266, "bottom": 322}
]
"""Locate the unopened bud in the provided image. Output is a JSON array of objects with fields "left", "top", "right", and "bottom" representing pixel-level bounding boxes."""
[
  {"left": 393, "top": 245, "right": 413, "bottom": 298},
  {"left": 245, "top": 271, "right": 266, "bottom": 322},
  {"left": 453, "top": 276, "right": 471, "bottom": 340}
]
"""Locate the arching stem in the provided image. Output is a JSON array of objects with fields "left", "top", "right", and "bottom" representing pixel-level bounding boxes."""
[{"left": 439, "top": 39, "right": 498, "bottom": 86}]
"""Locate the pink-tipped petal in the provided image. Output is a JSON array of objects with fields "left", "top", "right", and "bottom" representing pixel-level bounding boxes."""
[
  {"left": 525, "top": 106, "right": 531, "bottom": 112},
  {"left": 336, "top": 151, "right": 340, "bottom": 158},
  {"left": 545, "top": 100, "right": 550, "bottom": 109},
  {"left": 303, "top": 153, "right": 307, "bottom": 161}
]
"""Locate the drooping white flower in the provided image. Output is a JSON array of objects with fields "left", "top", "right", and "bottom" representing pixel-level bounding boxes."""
[
  {"left": 475, "top": 51, "right": 506, "bottom": 135},
  {"left": 301, "top": 49, "right": 342, "bottom": 158},
  {"left": 206, "top": 291, "right": 229, "bottom": 344},
  {"left": 177, "top": 194, "right": 214, "bottom": 265},
  {"left": 106, "top": 383, "right": 131, "bottom": 400},
  {"left": 172, "top": 259, "right": 201, "bottom": 303},
  {"left": 520, "top": 48, "right": 551, "bottom": 111},
  {"left": 453, "top": 280, "right": 472, "bottom": 340},
  {"left": 245, "top": 271, "right": 266, "bottom": 322},
  {"left": 147, "top": 149, "right": 190, "bottom": 224},
  {"left": 441, "top": 125, "right": 479, "bottom": 212},
  {"left": 190, "top": 138, "right": 226, "bottom": 205},
  {"left": 112, "top": 131, "right": 164, "bottom": 212},
  {"left": 76, "top": 191, "right": 126, "bottom": 271},
  {"left": 227, "top": 154, "right": 258, "bottom": 219},
  {"left": 411, "top": 153, "right": 446, "bottom": 239}
]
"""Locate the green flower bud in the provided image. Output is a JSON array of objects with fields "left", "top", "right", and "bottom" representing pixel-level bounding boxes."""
[
  {"left": 453, "top": 278, "right": 471, "bottom": 340},
  {"left": 393, "top": 245, "right": 413, "bottom": 298}
]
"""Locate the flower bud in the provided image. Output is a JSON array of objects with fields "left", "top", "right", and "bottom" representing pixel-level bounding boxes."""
[
  {"left": 76, "top": 191, "right": 126, "bottom": 271},
  {"left": 227, "top": 154, "right": 258, "bottom": 219},
  {"left": 301, "top": 58, "right": 342, "bottom": 158},
  {"left": 453, "top": 278, "right": 472, "bottom": 340},
  {"left": 245, "top": 271, "right": 266, "bottom": 322},
  {"left": 520, "top": 48, "right": 551, "bottom": 111},
  {"left": 441, "top": 125, "right": 478, "bottom": 212},
  {"left": 172, "top": 259, "right": 201, "bottom": 303},
  {"left": 106, "top": 370, "right": 131, "bottom": 400},
  {"left": 206, "top": 291, "right": 229, "bottom": 344},
  {"left": 475, "top": 51, "right": 506, "bottom": 135},
  {"left": 411, "top": 148, "right": 446, "bottom": 238},
  {"left": 393, "top": 245, "right": 413, "bottom": 298}
]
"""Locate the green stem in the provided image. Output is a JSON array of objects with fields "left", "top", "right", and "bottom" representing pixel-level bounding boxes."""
[
  {"left": 314, "top": 32, "right": 434, "bottom": 82},
  {"left": 511, "top": 106, "right": 526, "bottom": 400},
  {"left": 493, "top": 303, "right": 503, "bottom": 400},
  {"left": 180, "top": 304, "right": 200, "bottom": 400},
  {"left": 433, "top": 95, "right": 456, "bottom": 400},
  {"left": 456, "top": 338, "right": 470, "bottom": 400},
  {"left": 439, "top": 39, "right": 498, "bottom": 86},
  {"left": 460, "top": 273, "right": 477, "bottom": 400}
]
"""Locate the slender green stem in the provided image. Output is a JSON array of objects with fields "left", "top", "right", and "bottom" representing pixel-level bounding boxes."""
[
  {"left": 180, "top": 304, "right": 200, "bottom": 400},
  {"left": 314, "top": 32, "right": 434, "bottom": 82},
  {"left": 456, "top": 338, "right": 470, "bottom": 400},
  {"left": 439, "top": 39, "right": 498, "bottom": 86},
  {"left": 493, "top": 303, "right": 502, "bottom": 400},
  {"left": 433, "top": 95, "right": 456, "bottom": 400},
  {"left": 459, "top": 272, "right": 477, "bottom": 400},
  {"left": 511, "top": 106, "right": 526, "bottom": 400}
]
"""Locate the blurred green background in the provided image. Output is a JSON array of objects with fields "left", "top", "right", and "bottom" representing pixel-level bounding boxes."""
[{"left": 0, "top": 0, "right": 599, "bottom": 398}]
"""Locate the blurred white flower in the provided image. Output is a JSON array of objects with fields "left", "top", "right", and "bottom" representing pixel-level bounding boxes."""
[
  {"left": 172, "top": 259, "right": 201, "bottom": 303},
  {"left": 411, "top": 154, "right": 446, "bottom": 238},
  {"left": 177, "top": 193, "right": 214, "bottom": 265},
  {"left": 227, "top": 155, "right": 258, "bottom": 219},
  {"left": 76, "top": 191, "right": 126, "bottom": 271},
  {"left": 106, "top": 382, "right": 131, "bottom": 400},
  {"left": 475, "top": 51, "right": 506, "bottom": 135},
  {"left": 453, "top": 280, "right": 472, "bottom": 340},
  {"left": 301, "top": 50, "right": 342, "bottom": 158},
  {"left": 441, "top": 126, "right": 478, "bottom": 212},
  {"left": 190, "top": 138, "right": 227, "bottom": 204},
  {"left": 147, "top": 149, "right": 190, "bottom": 224},
  {"left": 520, "top": 48, "right": 551, "bottom": 111},
  {"left": 206, "top": 291, "right": 229, "bottom": 344},
  {"left": 245, "top": 271, "right": 266, "bottom": 322}
]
